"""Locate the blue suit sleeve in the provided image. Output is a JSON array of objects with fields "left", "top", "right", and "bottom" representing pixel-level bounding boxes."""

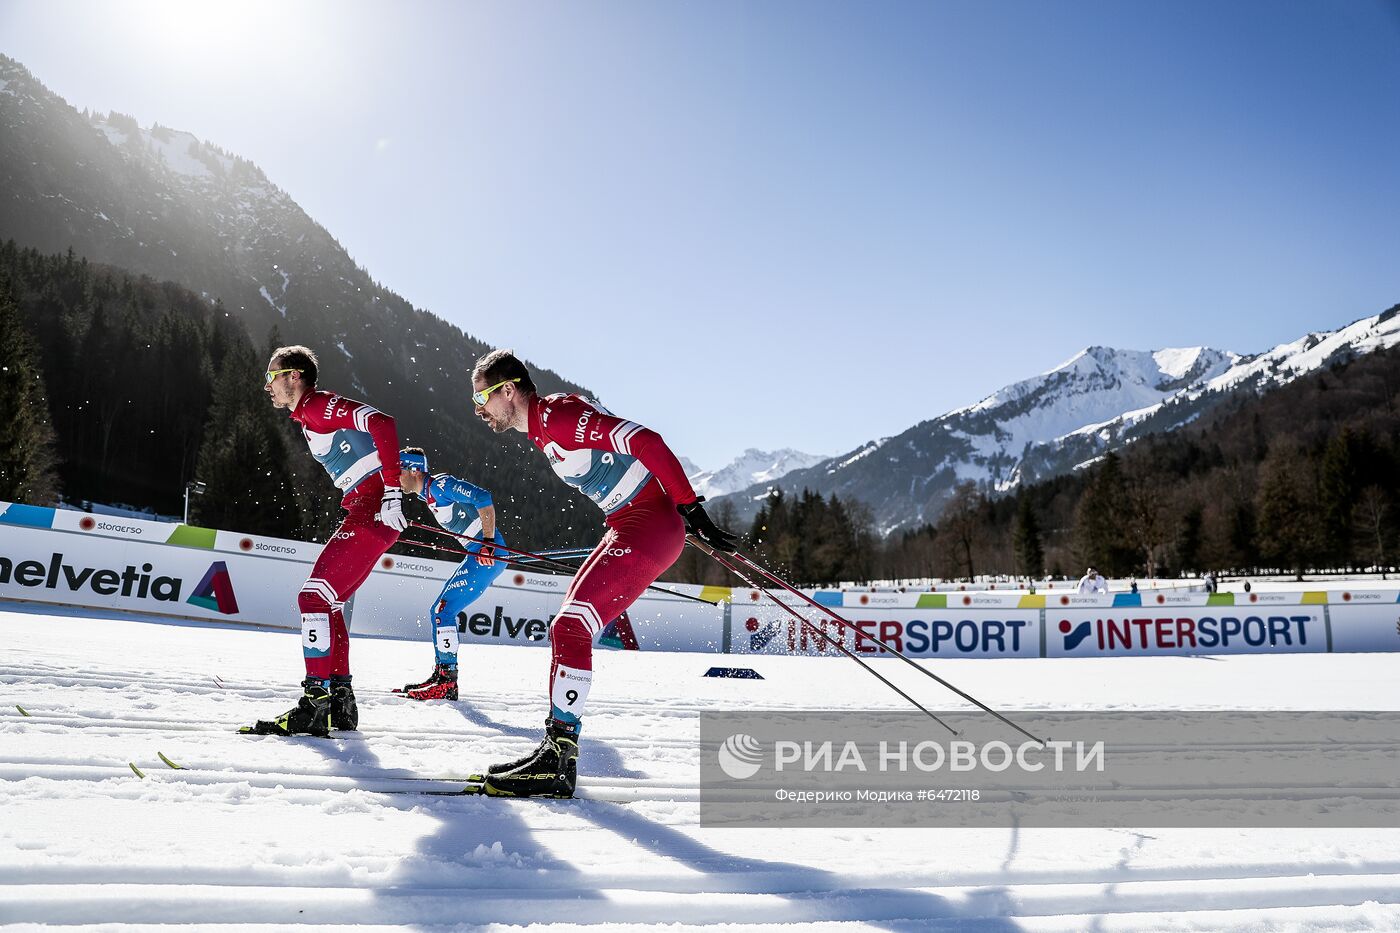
[{"left": 428, "top": 474, "right": 493, "bottom": 510}]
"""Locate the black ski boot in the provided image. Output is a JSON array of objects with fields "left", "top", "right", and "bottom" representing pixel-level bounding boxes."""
[
  {"left": 482, "top": 718, "right": 579, "bottom": 798},
  {"left": 240, "top": 678, "right": 332, "bottom": 737},
  {"left": 329, "top": 676, "right": 358, "bottom": 730}
]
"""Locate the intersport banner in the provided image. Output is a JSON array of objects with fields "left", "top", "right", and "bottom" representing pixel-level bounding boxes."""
[
  {"left": 1046, "top": 606, "right": 1327, "bottom": 657},
  {"left": 732, "top": 603, "right": 1041, "bottom": 658}
]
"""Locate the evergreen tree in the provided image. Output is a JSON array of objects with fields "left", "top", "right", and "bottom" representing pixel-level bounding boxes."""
[
  {"left": 1011, "top": 493, "right": 1044, "bottom": 580},
  {"left": 192, "top": 338, "right": 301, "bottom": 536},
  {"left": 1072, "top": 452, "right": 1135, "bottom": 576},
  {"left": 1226, "top": 499, "right": 1260, "bottom": 573},
  {"left": 1174, "top": 503, "right": 1203, "bottom": 573},
  {"left": 1318, "top": 429, "right": 1359, "bottom": 568},
  {"left": 0, "top": 281, "right": 60, "bottom": 502},
  {"left": 750, "top": 489, "right": 796, "bottom": 578}
]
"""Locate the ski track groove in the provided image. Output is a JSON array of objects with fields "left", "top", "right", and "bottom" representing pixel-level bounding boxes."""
[{"left": 2, "top": 876, "right": 1400, "bottom": 926}]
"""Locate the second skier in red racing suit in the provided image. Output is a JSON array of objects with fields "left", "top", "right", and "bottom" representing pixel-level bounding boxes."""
[{"left": 470, "top": 348, "right": 737, "bottom": 797}]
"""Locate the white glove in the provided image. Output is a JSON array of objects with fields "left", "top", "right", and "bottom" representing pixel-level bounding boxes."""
[{"left": 379, "top": 485, "right": 408, "bottom": 531}]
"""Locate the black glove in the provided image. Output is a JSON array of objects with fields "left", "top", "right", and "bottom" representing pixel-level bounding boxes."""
[{"left": 678, "top": 498, "right": 739, "bottom": 553}]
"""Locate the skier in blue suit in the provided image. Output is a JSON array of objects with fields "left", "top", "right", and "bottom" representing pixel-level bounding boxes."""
[{"left": 394, "top": 447, "right": 506, "bottom": 700}]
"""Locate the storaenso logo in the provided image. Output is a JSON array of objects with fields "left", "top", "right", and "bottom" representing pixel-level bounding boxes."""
[
  {"left": 0, "top": 552, "right": 183, "bottom": 600},
  {"left": 93, "top": 521, "right": 143, "bottom": 535}
]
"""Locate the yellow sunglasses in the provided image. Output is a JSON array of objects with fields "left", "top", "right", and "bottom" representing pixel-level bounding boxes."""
[
  {"left": 264, "top": 368, "right": 302, "bottom": 384},
  {"left": 472, "top": 377, "right": 520, "bottom": 406}
]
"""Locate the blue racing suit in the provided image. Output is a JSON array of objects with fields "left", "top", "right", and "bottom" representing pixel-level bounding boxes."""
[{"left": 416, "top": 473, "right": 506, "bottom": 667}]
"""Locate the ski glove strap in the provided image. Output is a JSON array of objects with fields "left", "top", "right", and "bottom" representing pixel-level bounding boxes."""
[
  {"left": 677, "top": 498, "right": 739, "bottom": 554},
  {"left": 379, "top": 485, "right": 408, "bottom": 531}
]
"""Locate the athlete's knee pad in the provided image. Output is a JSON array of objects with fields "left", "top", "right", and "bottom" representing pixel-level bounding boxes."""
[
  {"left": 298, "top": 577, "right": 337, "bottom": 614},
  {"left": 549, "top": 611, "right": 594, "bottom": 664}
]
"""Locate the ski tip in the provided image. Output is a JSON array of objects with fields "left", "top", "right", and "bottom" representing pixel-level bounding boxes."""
[
  {"left": 157, "top": 751, "right": 184, "bottom": 770},
  {"left": 128, "top": 762, "right": 146, "bottom": 779},
  {"left": 15, "top": 704, "right": 30, "bottom": 717}
]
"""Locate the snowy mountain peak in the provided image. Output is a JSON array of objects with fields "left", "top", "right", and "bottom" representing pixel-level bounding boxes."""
[{"left": 689, "top": 448, "right": 829, "bottom": 500}]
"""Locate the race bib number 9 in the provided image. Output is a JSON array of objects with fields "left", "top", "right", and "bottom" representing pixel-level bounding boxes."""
[{"left": 552, "top": 664, "right": 593, "bottom": 718}]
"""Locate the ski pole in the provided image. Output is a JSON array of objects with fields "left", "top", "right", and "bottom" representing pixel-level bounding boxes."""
[
  {"left": 695, "top": 538, "right": 1047, "bottom": 746},
  {"left": 695, "top": 538, "right": 958, "bottom": 735},
  {"left": 404, "top": 522, "right": 720, "bottom": 607},
  {"left": 392, "top": 533, "right": 590, "bottom": 569}
]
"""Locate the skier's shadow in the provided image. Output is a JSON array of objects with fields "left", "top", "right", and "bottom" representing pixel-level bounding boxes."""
[
  {"left": 571, "top": 801, "right": 1026, "bottom": 931},
  {"left": 448, "top": 696, "right": 650, "bottom": 780}
]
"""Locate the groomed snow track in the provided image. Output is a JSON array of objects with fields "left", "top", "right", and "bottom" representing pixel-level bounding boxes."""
[{"left": 2, "top": 603, "right": 1399, "bottom": 931}]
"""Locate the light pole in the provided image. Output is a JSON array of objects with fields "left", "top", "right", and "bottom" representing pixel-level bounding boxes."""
[{"left": 183, "top": 481, "right": 206, "bottom": 524}]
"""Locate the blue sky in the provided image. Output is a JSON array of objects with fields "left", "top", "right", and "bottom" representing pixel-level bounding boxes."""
[{"left": 4, "top": 0, "right": 1399, "bottom": 469}]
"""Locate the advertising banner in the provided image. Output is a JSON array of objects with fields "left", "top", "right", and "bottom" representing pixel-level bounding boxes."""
[
  {"left": 0, "top": 517, "right": 303, "bottom": 629},
  {"left": 1330, "top": 601, "right": 1400, "bottom": 653},
  {"left": 1046, "top": 606, "right": 1326, "bottom": 657},
  {"left": 8, "top": 501, "right": 1400, "bottom": 660},
  {"left": 2, "top": 502, "right": 726, "bottom": 650},
  {"left": 732, "top": 603, "right": 1040, "bottom": 658}
]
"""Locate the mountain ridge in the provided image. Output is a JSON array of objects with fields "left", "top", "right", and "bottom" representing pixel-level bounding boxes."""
[{"left": 716, "top": 308, "right": 1400, "bottom": 534}]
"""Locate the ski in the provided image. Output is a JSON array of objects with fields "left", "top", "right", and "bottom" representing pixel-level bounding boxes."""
[
  {"left": 149, "top": 753, "right": 681, "bottom": 801},
  {"left": 3, "top": 758, "right": 693, "bottom": 802}
]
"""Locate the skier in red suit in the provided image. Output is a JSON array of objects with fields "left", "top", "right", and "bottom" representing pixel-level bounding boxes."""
[
  {"left": 469, "top": 348, "right": 737, "bottom": 797},
  {"left": 244, "top": 344, "right": 407, "bottom": 737}
]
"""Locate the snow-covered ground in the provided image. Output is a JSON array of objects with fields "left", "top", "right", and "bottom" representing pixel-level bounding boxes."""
[{"left": 2, "top": 600, "right": 1399, "bottom": 931}]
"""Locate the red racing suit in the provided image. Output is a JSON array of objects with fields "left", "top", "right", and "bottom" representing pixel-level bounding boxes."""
[
  {"left": 289, "top": 389, "right": 402, "bottom": 680},
  {"left": 527, "top": 393, "right": 697, "bottom": 731}
]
